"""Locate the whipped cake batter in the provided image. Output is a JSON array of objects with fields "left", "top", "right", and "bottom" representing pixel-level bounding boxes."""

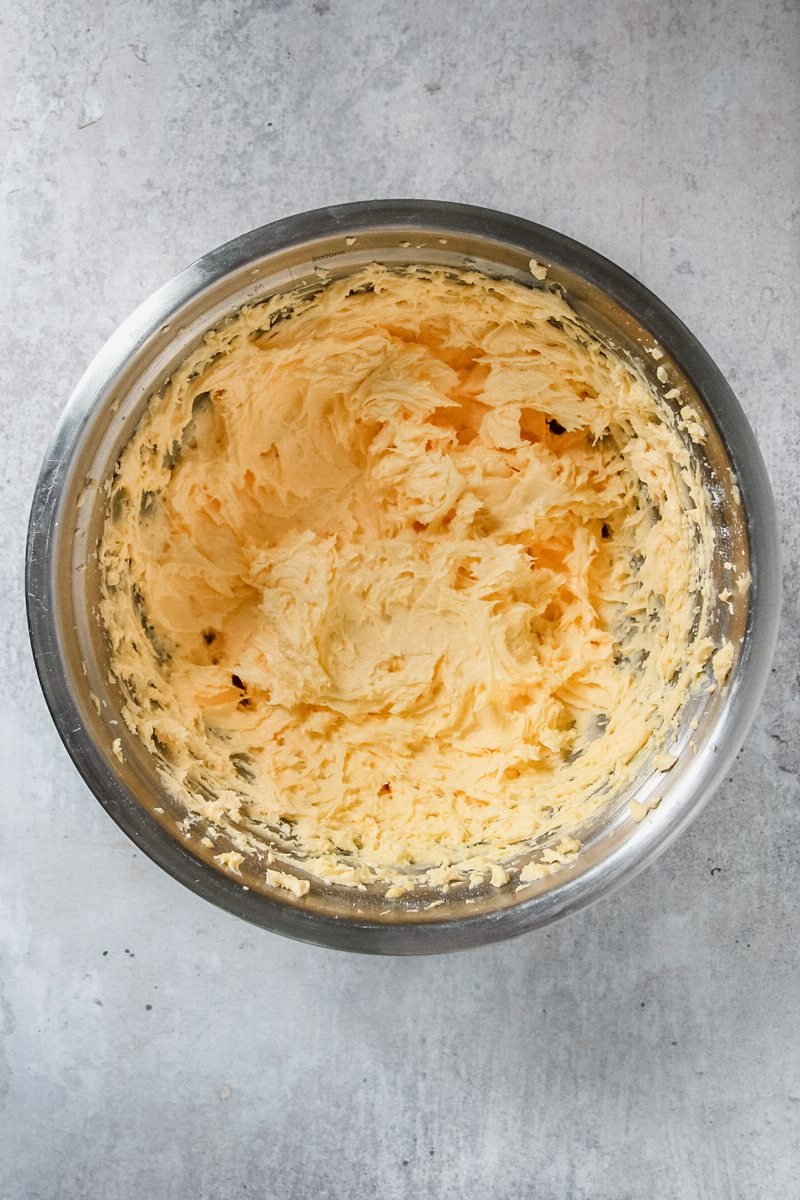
[{"left": 99, "top": 265, "right": 717, "bottom": 893}]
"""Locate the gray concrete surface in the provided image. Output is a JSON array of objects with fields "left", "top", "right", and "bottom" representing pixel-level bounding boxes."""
[{"left": 2, "top": 1, "right": 799, "bottom": 1196}]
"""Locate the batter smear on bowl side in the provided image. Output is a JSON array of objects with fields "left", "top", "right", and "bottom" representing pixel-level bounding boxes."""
[{"left": 99, "top": 265, "right": 718, "bottom": 895}]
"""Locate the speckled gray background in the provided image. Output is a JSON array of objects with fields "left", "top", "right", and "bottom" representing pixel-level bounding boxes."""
[{"left": 2, "top": 1, "right": 799, "bottom": 1197}]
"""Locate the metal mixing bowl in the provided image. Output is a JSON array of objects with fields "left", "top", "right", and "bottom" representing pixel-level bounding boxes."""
[{"left": 26, "top": 200, "right": 781, "bottom": 954}]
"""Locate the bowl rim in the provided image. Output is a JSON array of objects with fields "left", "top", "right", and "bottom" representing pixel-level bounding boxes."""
[{"left": 26, "top": 199, "right": 782, "bottom": 954}]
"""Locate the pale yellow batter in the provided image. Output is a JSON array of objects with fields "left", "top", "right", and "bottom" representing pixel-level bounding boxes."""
[{"left": 99, "top": 265, "right": 716, "bottom": 893}]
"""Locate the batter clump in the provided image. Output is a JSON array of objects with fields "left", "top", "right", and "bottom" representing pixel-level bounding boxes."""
[{"left": 99, "top": 266, "right": 715, "bottom": 892}]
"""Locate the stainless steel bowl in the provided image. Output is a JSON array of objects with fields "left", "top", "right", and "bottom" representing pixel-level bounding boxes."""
[{"left": 26, "top": 200, "right": 781, "bottom": 954}]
